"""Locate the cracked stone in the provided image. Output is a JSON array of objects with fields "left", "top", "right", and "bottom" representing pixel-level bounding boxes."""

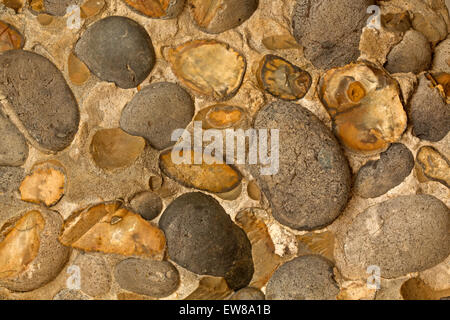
[{"left": 416, "top": 146, "right": 450, "bottom": 188}]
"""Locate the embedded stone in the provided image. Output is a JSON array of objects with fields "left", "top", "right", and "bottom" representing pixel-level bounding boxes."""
[
  {"left": 0, "top": 166, "right": 24, "bottom": 195},
  {"left": 257, "top": 54, "right": 311, "bottom": 101},
  {"left": 0, "top": 50, "right": 79, "bottom": 151},
  {"left": 381, "top": 12, "right": 411, "bottom": 33},
  {"left": 336, "top": 195, "right": 450, "bottom": 279},
  {"left": 409, "top": 74, "right": 450, "bottom": 142},
  {"left": 0, "top": 21, "right": 24, "bottom": 53},
  {"left": 90, "top": 128, "right": 145, "bottom": 170},
  {"left": 120, "top": 82, "right": 194, "bottom": 150},
  {"left": 123, "top": 0, "right": 185, "bottom": 19},
  {"left": 59, "top": 201, "right": 166, "bottom": 259},
  {"left": 80, "top": 0, "right": 105, "bottom": 18},
  {"left": 43, "top": 0, "right": 82, "bottom": 16},
  {"left": 189, "top": 0, "right": 258, "bottom": 34},
  {"left": 248, "top": 101, "right": 351, "bottom": 231},
  {"left": 297, "top": 231, "right": 335, "bottom": 263},
  {"left": 185, "top": 276, "right": 232, "bottom": 300},
  {"left": 266, "top": 255, "right": 339, "bottom": 300},
  {"left": 385, "top": 30, "right": 432, "bottom": 74},
  {"left": 230, "top": 287, "right": 265, "bottom": 300},
  {"left": 68, "top": 52, "right": 90, "bottom": 86},
  {"left": 433, "top": 38, "right": 450, "bottom": 73},
  {"left": 19, "top": 161, "right": 66, "bottom": 207},
  {"left": 194, "top": 104, "right": 248, "bottom": 130},
  {"left": 74, "top": 16, "right": 156, "bottom": 89},
  {"left": 292, "top": 0, "right": 376, "bottom": 69},
  {"left": 354, "top": 143, "right": 414, "bottom": 198},
  {"left": 159, "top": 192, "right": 254, "bottom": 289},
  {"left": 114, "top": 258, "right": 180, "bottom": 298},
  {"left": 0, "top": 209, "right": 70, "bottom": 292},
  {"left": 246, "top": 180, "right": 261, "bottom": 201},
  {"left": 75, "top": 253, "right": 111, "bottom": 297},
  {"left": 318, "top": 61, "right": 407, "bottom": 154},
  {"left": 167, "top": 40, "right": 246, "bottom": 100},
  {"left": 159, "top": 149, "right": 242, "bottom": 194},
  {"left": 53, "top": 289, "right": 90, "bottom": 300},
  {"left": 416, "top": 146, "right": 450, "bottom": 188},
  {"left": 0, "top": 108, "right": 28, "bottom": 166},
  {"left": 129, "top": 191, "right": 163, "bottom": 220}
]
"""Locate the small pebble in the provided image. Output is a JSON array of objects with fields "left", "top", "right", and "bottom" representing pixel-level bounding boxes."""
[
  {"left": 114, "top": 258, "right": 180, "bottom": 298},
  {"left": 266, "top": 255, "right": 339, "bottom": 300},
  {"left": 246, "top": 180, "right": 261, "bottom": 201},
  {"left": 0, "top": 21, "right": 24, "bottom": 52},
  {"left": 120, "top": 82, "right": 194, "bottom": 150},
  {"left": 75, "top": 16, "right": 156, "bottom": 89},
  {"left": 194, "top": 104, "right": 248, "bottom": 130},
  {"left": 68, "top": 52, "right": 90, "bottom": 86},
  {"left": 129, "top": 191, "right": 163, "bottom": 220},
  {"left": 0, "top": 108, "right": 28, "bottom": 166},
  {"left": 229, "top": 287, "right": 265, "bottom": 300},
  {"left": 354, "top": 143, "right": 414, "bottom": 198},
  {"left": 42, "top": 0, "right": 82, "bottom": 16},
  {"left": 416, "top": 146, "right": 450, "bottom": 188}
]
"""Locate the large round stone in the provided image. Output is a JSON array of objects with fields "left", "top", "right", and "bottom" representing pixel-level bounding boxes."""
[
  {"left": 266, "top": 255, "right": 339, "bottom": 300},
  {"left": 292, "top": 0, "right": 375, "bottom": 69},
  {"left": 159, "top": 192, "right": 254, "bottom": 289},
  {"left": 120, "top": 82, "right": 194, "bottom": 150},
  {"left": 0, "top": 50, "right": 80, "bottom": 152},
  {"left": 74, "top": 16, "right": 156, "bottom": 89},
  {"left": 248, "top": 100, "right": 351, "bottom": 231},
  {"left": 336, "top": 195, "right": 450, "bottom": 279}
]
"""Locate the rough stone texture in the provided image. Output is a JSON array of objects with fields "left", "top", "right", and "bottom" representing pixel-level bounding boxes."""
[
  {"left": 229, "top": 287, "right": 265, "bottom": 300},
  {"left": 0, "top": 209, "right": 71, "bottom": 292},
  {"left": 75, "top": 253, "right": 112, "bottom": 297},
  {"left": 53, "top": 289, "right": 91, "bottom": 300},
  {"left": 354, "top": 143, "right": 414, "bottom": 198},
  {"left": 123, "top": 0, "right": 185, "bottom": 19},
  {"left": 249, "top": 101, "right": 351, "bottom": 231},
  {"left": 129, "top": 191, "right": 163, "bottom": 220},
  {"left": 0, "top": 50, "right": 80, "bottom": 152},
  {"left": 75, "top": 16, "right": 156, "bottom": 89},
  {"left": 385, "top": 30, "right": 432, "bottom": 74},
  {"left": 114, "top": 258, "right": 180, "bottom": 298},
  {"left": 336, "top": 195, "right": 450, "bottom": 280},
  {"left": 433, "top": 37, "right": 450, "bottom": 73},
  {"left": 0, "top": 108, "right": 28, "bottom": 166},
  {"left": 409, "top": 74, "right": 450, "bottom": 142},
  {"left": 292, "top": 0, "right": 376, "bottom": 69},
  {"left": 266, "top": 255, "right": 339, "bottom": 300},
  {"left": 120, "top": 82, "right": 194, "bottom": 150},
  {"left": 43, "top": 0, "right": 83, "bottom": 16},
  {"left": 159, "top": 192, "right": 254, "bottom": 289},
  {"left": 189, "top": 0, "right": 259, "bottom": 34},
  {"left": 0, "top": 166, "right": 24, "bottom": 195}
]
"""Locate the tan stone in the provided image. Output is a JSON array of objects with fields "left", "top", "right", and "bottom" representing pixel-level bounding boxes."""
[
  {"left": 122, "top": 0, "right": 183, "bottom": 18},
  {"left": 90, "top": 128, "right": 145, "bottom": 170},
  {"left": 416, "top": 146, "right": 450, "bottom": 188},
  {"left": 80, "top": 0, "right": 105, "bottom": 18},
  {"left": 246, "top": 180, "right": 261, "bottom": 201},
  {"left": 68, "top": 52, "right": 91, "bottom": 86},
  {"left": 19, "top": 161, "right": 66, "bottom": 207},
  {"left": 59, "top": 201, "right": 166, "bottom": 259},
  {"left": 36, "top": 13, "right": 53, "bottom": 26},
  {"left": 401, "top": 277, "right": 450, "bottom": 300},
  {"left": 194, "top": 104, "right": 248, "bottom": 129},
  {"left": 167, "top": 40, "right": 246, "bottom": 100},
  {"left": 262, "top": 34, "right": 301, "bottom": 50},
  {"left": 297, "top": 231, "right": 335, "bottom": 263},
  {"left": 0, "top": 21, "right": 23, "bottom": 53}
]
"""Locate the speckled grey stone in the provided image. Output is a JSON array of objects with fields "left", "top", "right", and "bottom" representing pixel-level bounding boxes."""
[
  {"left": 266, "top": 255, "right": 339, "bottom": 300},
  {"left": 75, "top": 253, "right": 111, "bottom": 297},
  {"left": 129, "top": 191, "right": 163, "bottom": 220},
  {"left": 75, "top": 16, "right": 155, "bottom": 89},
  {"left": 0, "top": 109, "right": 28, "bottom": 166},
  {"left": 432, "top": 37, "right": 450, "bottom": 73},
  {"left": 0, "top": 166, "right": 24, "bottom": 195},
  {"left": 114, "top": 258, "right": 179, "bottom": 298},
  {"left": 0, "top": 50, "right": 79, "bottom": 151},
  {"left": 337, "top": 195, "right": 450, "bottom": 279},
  {"left": 120, "top": 82, "right": 194, "bottom": 150},
  {"left": 248, "top": 100, "right": 351, "bottom": 231},
  {"left": 292, "top": 0, "right": 376, "bottom": 69},
  {"left": 354, "top": 143, "right": 414, "bottom": 198},
  {"left": 159, "top": 192, "right": 254, "bottom": 290}
]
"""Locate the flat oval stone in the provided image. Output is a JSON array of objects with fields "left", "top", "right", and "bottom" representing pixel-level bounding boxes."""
[
  {"left": 123, "top": 0, "right": 185, "bottom": 19},
  {"left": 74, "top": 16, "right": 156, "bottom": 89},
  {"left": 129, "top": 191, "right": 163, "bottom": 220},
  {"left": 257, "top": 54, "right": 311, "bottom": 101},
  {"left": 189, "top": 0, "right": 258, "bottom": 34},
  {"left": 336, "top": 195, "right": 450, "bottom": 279},
  {"left": 248, "top": 100, "right": 351, "bottom": 231},
  {"left": 292, "top": 0, "right": 376, "bottom": 69},
  {"left": 0, "top": 21, "right": 24, "bottom": 53},
  {"left": 0, "top": 50, "right": 80, "bottom": 152},
  {"left": 385, "top": 30, "right": 432, "bottom": 74},
  {"left": 266, "top": 255, "right": 339, "bottom": 300},
  {"left": 120, "top": 82, "right": 194, "bottom": 150},
  {"left": 114, "top": 258, "right": 180, "bottom": 298},
  {"left": 168, "top": 40, "right": 246, "bottom": 100},
  {"left": 354, "top": 143, "right": 414, "bottom": 198},
  {"left": 159, "top": 192, "right": 253, "bottom": 289},
  {"left": 0, "top": 108, "right": 28, "bottom": 166},
  {"left": 409, "top": 74, "right": 450, "bottom": 142}
]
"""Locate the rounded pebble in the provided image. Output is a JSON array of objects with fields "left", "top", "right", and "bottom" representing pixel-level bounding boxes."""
[
  {"left": 248, "top": 100, "right": 351, "bottom": 231},
  {"left": 129, "top": 191, "right": 163, "bottom": 220},
  {"left": 230, "top": 287, "right": 265, "bottom": 300},
  {"left": 432, "top": 37, "right": 450, "bottom": 73},
  {"left": 75, "top": 16, "right": 156, "bottom": 89},
  {"left": 0, "top": 50, "right": 80, "bottom": 151},
  {"left": 159, "top": 192, "right": 253, "bottom": 289},
  {"left": 266, "top": 255, "right": 339, "bottom": 300},
  {"left": 114, "top": 258, "right": 180, "bottom": 298},
  {"left": 120, "top": 82, "right": 194, "bottom": 150},
  {"left": 354, "top": 143, "right": 414, "bottom": 198}
]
